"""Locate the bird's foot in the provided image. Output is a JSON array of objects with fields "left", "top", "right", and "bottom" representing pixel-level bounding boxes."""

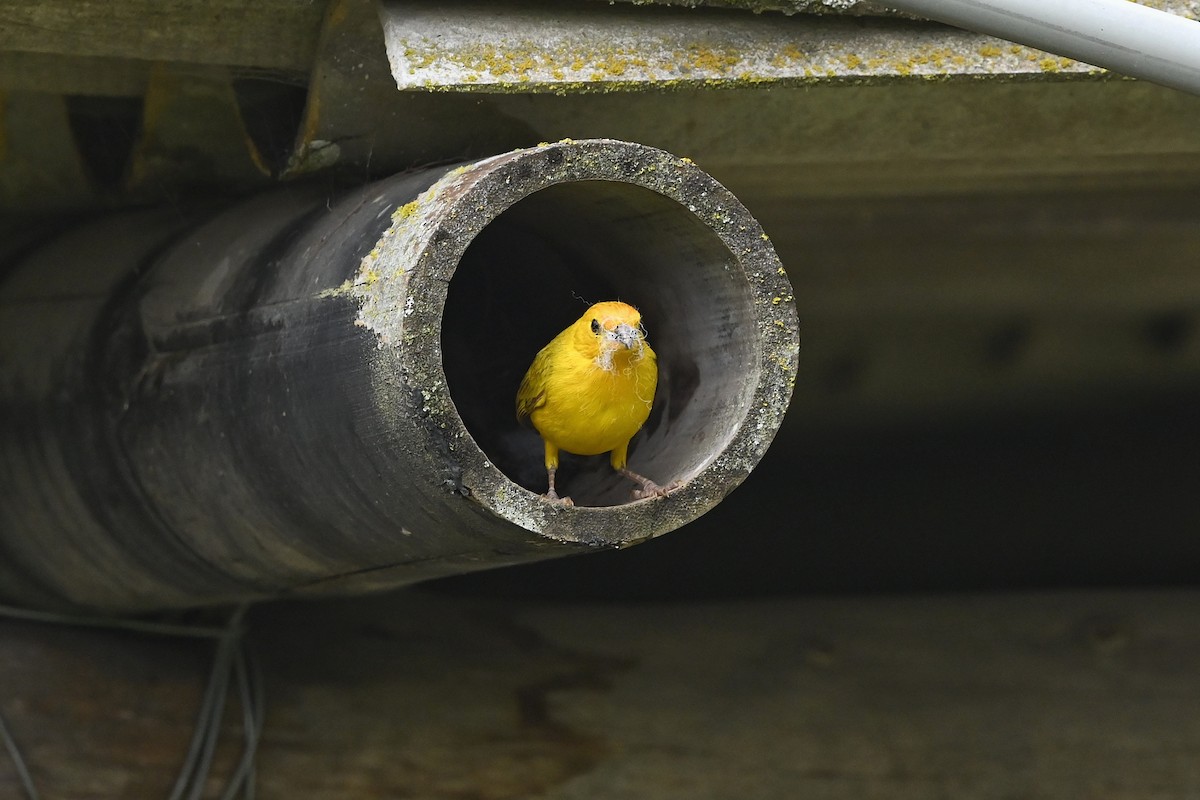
[
  {"left": 544, "top": 468, "right": 573, "bottom": 505},
  {"left": 544, "top": 489, "right": 574, "bottom": 506},
  {"left": 620, "top": 469, "right": 683, "bottom": 500},
  {"left": 631, "top": 480, "right": 683, "bottom": 500}
]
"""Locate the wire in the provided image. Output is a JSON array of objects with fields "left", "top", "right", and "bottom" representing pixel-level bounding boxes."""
[
  {"left": 0, "top": 708, "right": 40, "bottom": 800},
  {"left": 169, "top": 616, "right": 239, "bottom": 800},
  {"left": 0, "top": 604, "right": 233, "bottom": 639},
  {"left": 0, "top": 602, "right": 262, "bottom": 800},
  {"left": 220, "top": 645, "right": 265, "bottom": 800}
]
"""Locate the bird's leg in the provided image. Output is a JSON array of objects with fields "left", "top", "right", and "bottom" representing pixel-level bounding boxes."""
[
  {"left": 543, "top": 442, "right": 573, "bottom": 505},
  {"left": 611, "top": 443, "right": 680, "bottom": 500},
  {"left": 618, "top": 467, "right": 681, "bottom": 500},
  {"left": 544, "top": 467, "right": 574, "bottom": 506}
]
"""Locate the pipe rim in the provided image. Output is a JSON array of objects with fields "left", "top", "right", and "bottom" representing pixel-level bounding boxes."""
[{"left": 355, "top": 139, "right": 798, "bottom": 546}]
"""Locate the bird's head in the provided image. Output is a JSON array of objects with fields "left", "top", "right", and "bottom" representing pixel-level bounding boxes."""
[{"left": 576, "top": 301, "right": 648, "bottom": 369}]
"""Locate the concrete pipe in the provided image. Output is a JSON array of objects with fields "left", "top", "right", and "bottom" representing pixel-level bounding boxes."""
[{"left": 0, "top": 139, "right": 799, "bottom": 613}]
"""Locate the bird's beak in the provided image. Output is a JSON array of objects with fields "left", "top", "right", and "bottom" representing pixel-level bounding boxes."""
[{"left": 612, "top": 323, "right": 641, "bottom": 350}]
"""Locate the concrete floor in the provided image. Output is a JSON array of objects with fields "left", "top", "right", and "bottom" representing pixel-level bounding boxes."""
[{"left": 4, "top": 587, "right": 1200, "bottom": 798}]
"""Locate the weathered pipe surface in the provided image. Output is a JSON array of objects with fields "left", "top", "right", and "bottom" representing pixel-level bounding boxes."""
[{"left": 0, "top": 139, "right": 798, "bottom": 613}]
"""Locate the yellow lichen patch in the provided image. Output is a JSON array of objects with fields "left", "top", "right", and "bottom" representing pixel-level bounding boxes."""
[
  {"left": 1039, "top": 57, "right": 1060, "bottom": 72},
  {"left": 978, "top": 44, "right": 1003, "bottom": 57},
  {"left": 394, "top": 200, "right": 420, "bottom": 221},
  {"left": 677, "top": 44, "right": 742, "bottom": 74},
  {"left": 605, "top": 54, "right": 633, "bottom": 73},
  {"left": 770, "top": 43, "right": 806, "bottom": 68},
  {"left": 927, "top": 48, "right": 955, "bottom": 68},
  {"left": 320, "top": 278, "right": 355, "bottom": 298},
  {"left": 403, "top": 46, "right": 439, "bottom": 71}
]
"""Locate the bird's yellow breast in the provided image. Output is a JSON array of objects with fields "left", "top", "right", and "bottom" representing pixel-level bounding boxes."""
[{"left": 528, "top": 346, "right": 657, "bottom": 456}]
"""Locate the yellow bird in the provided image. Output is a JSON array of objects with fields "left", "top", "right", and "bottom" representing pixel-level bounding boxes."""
[{"left": 516, "top": 300, "right": 671, "bottom": 504}]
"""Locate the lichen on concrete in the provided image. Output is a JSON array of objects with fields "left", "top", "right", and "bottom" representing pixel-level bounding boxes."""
[
  {"left": 613, "top": 0, "right": 904, "bottom": 15},
  {"left": 382, "top": 2, "right": 1115, "bottom": 94},
  {"left": 351, "top": 163, "right": 495, "bottom": 344}
]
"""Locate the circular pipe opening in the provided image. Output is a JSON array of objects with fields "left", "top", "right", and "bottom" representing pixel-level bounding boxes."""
[
  {"left": 442, "top": 180, "right": 758, "bottom": 507},
  {"left": 358, "top": 140, "right": 797, "bottom": 546}
]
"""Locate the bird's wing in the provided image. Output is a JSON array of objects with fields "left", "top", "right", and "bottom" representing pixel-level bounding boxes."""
[{"left": 515, "top": 352, "right": 550, "bottom": 427}]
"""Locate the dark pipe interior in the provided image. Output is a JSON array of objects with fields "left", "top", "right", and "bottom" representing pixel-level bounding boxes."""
[{"left": 442, "top": 180, "right": 760, "bottom": 507}]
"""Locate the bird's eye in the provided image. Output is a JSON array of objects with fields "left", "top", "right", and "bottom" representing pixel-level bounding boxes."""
[{"left": 590, "top": 319, "right": 600, "bottom": 334}]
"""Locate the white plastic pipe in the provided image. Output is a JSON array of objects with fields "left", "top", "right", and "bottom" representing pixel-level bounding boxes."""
[{"left": 887, "top": 0, "right": 1200, "bottom": 96}]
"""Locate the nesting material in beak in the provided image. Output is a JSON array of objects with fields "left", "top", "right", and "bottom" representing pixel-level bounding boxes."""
[{"left": 613, "top": 323, "right": 641, "bottom": 350}]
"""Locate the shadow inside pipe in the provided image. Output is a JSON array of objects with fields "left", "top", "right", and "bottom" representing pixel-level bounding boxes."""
[{"left": 442, "top": 181, "right": 757, "bottom": 507}]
